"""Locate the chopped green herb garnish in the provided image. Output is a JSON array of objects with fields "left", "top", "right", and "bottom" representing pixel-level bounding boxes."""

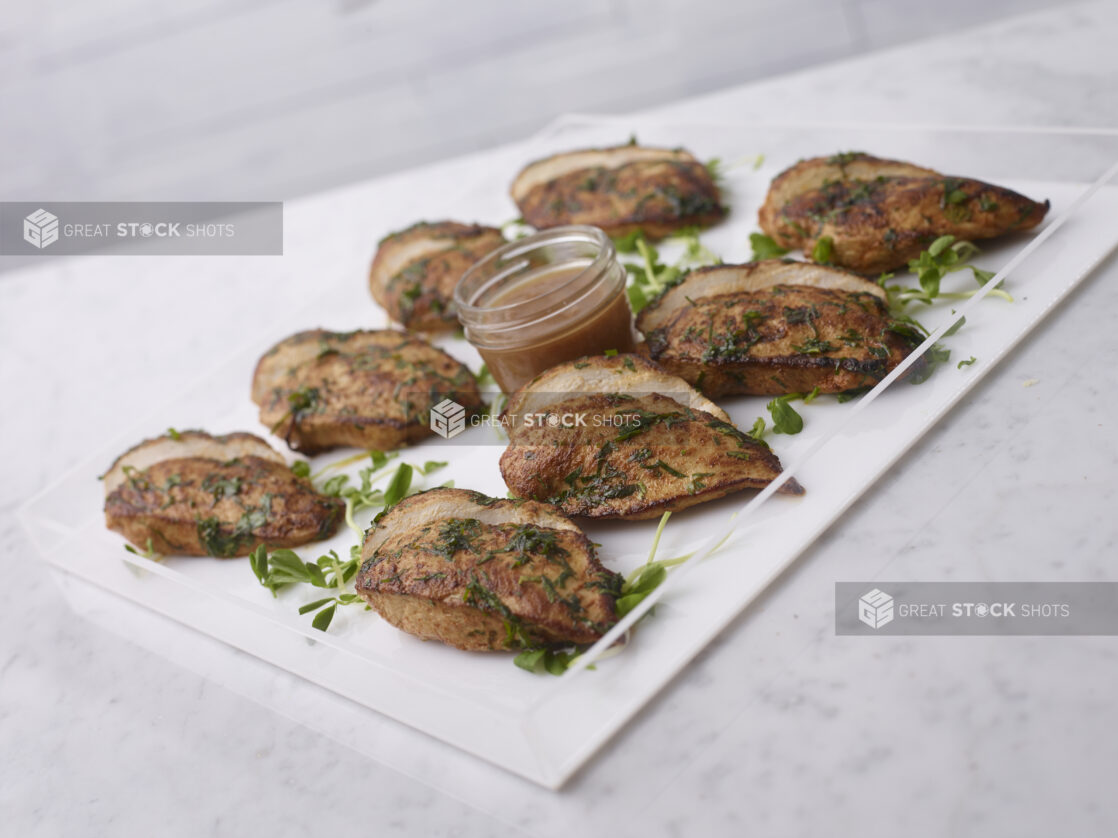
[
  {"left": 746, "top": 416, "right": 768, "bottom": 446},
  {"left": 124, "top": 538, "right": 163, "bottom": 560},
  {"left": 250, "top": 545, "right": 363, "bottom": 630},
  {"left": 201, "top": 474, "right": 242, "bottom": 502},
  {"left": 749, "top": 232, "right": 788, "bottom": 261},
  {"left": 767, "top": 395, "right": 804, "bottom": 435},
  {"left": 871, "top": 235, "right": 1010, "bottom": 385},
  {"left": 514, "top": 509, "right": 735, "bottom": 677},
  {"left": 621, "top": 229, "right": 719, "bottom": 313},
  {"left": 883, "top": 235, "right": 1011, "bottom": 310},
  {"left": 792, "top": 337, "right": 836, "bottom": 355},
  {"left": 908, "top": 344, "right": 952, "bottom": 385},
  {"left": 474, "top": 363, "right": 496, "bottom": 388},
  {"left": 434, "top": 517, "right": 482, "bottom": 560},
  {"left": 247, "top": 456, "right": 446, "bottom": 630}
]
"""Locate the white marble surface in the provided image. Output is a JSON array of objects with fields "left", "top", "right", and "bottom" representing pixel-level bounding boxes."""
[{"left": 4, "top": 2, "right": 1118, "bottom": 835}]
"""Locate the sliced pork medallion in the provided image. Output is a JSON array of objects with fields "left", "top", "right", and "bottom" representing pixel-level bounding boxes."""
[
  {"left": 636, "top": 261, "right": 922, "bottom": 398},
  {"left": 758, "top": 152, "right": 1049, "bottom": 274},
  {"left": 511, "top": 143, "right": 725, "bottom": 239},
  {"left": 355, "top": 488, "right": 622, "bottom": 651},
  {"left": 103, "top": 430, "right": 343, "bottom": 557},
  {"left": 369, "top": 221, "right": 505, "bottom": 331},
  {"left": 252, "top": 328, "right": 483, "bottom": 454},
  {"left": 499, "top": 354, "right": 801, "bottom": 520}
]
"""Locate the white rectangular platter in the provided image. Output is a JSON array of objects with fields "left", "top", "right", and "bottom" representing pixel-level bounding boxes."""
[{"left": 21, "top": 117, "right": 1118, "bottom": 788}]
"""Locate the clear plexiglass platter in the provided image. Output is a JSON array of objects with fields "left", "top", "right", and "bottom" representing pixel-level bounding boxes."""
[{"left": 20, "top": 117, "right": 1118, "bottom": 788}]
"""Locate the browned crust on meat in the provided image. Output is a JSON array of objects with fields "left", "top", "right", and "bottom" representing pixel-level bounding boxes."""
[
  {"left": 759, "top": 152, "right": 940, "bottom": 235},
  {"left": 758, "top": 153, "right": 1048, "bottom": 274},
  {"left": 511, "top": 145, "right": 725, "bottom": 239},
  {"left": 369, "top": 221, "right": 504, "bottom": 331},
  {"left": 637, "top": 263, "right": 922, "bottom": 397},
  {"left": 500, "top": 377, "right": 802, "bottom": 520},
  {"left": 252, "top": 329, "right": 392, "bottom": 403},
  {"left": 637, "top": 260, "right": 887, "bottom": 333},
  {"left": 362, "top": 488, "right": 582, "bottom": 554},
  {"left": 355, "top": 488, "right": 621, "bottom": 650},
  {"left": 357, "top": 592, "right": 514, "bottom": 650},
  {"left": 252, "top": 329, "right": 483, "bottom": 455},
  {"left": 102, "top": 430, "right": 283, "bottom": 495},
  {"left": 105, "top": 455, "right": 343, "bottom": 557}
]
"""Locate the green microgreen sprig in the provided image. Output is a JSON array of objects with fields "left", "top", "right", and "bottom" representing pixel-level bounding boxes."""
[
  {"left": 249, "top": 454, "right": 446, "bottom": 631},
  {"left": 123, "top": 537, "right": 163, "bottom": 561},
  {"left": 513, "top": 510, "right": 735, "bottom": 676},
  {"left": 616, "top": 227, "right": 720, "bottom": 313},
  {"left": 749, "top": 232, "right": 788, "bottom": 261},
  {"left": 746, "top": 388, "right": 820, "bottom": 442},
  {"left": 880, "top": 235, "right": 1009, "bottom": 309}
]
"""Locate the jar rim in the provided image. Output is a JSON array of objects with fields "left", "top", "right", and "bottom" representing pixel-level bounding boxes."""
[{"left": 453, "top": 225, "right": 618, "bottom": 331}]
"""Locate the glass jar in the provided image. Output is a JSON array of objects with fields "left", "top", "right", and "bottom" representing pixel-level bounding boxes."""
[{"left": 454, "top": 225, "right": 636, "bottom": 393}]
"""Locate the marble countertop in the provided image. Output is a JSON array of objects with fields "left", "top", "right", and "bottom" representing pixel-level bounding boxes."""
[{"left": 4, "top": 2, "right": 1118, "bottom": 835}]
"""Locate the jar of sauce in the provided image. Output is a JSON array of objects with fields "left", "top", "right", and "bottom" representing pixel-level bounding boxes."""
[{"left": 454, "top": 225, "right": 636, "bottom": 393}]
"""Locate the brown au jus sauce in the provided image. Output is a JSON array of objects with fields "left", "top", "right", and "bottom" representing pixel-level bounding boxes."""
[{"left": 454, "top": 225, "right": 636, "bottom": 393}]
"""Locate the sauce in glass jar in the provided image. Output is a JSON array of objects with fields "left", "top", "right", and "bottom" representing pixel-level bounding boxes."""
[{"left": 454, "top": 225, "right": 635, "bottom": 393}]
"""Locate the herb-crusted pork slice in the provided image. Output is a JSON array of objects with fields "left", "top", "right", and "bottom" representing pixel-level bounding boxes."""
[
  {"left": 356, "top": 488, "right": 622, "bottom": 651},
  {"left": 104, "top": 431, "right": 342, "bottom": 557},
  {"left": 102, "top": 429, "right": 283, "bottom": 495},
  {"left": 500, "top": 355, "right": 801, "bottom": 520},
  {"left": 252, "top": 329, "right": 483, "bottom": 454},
  {"left": 758, "top": 152, "right": 1048, "bottom": 274},
  {"left": 511, "top": 143, "right": 725, "bottom": 239},
  {"left": 506, "top": 350, "right": 731, "bottom": 422},
  {"left": 760, "top": 153, "right": 938, "bottom": 221},
  {"left": 369, "top": 221, "right": 505, "bottom": 331},
  {"left": 636, "top": 261, "right": 922, "bottom": 397}
]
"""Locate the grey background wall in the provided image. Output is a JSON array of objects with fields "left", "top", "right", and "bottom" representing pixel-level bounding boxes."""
[{"left": 1, "top": 0, "right": 1058, "bottom": 205}]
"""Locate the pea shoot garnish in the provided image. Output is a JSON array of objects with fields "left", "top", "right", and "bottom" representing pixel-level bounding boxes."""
[{"left": 247, "top": 454, "right": 447, "bottom": 631}]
